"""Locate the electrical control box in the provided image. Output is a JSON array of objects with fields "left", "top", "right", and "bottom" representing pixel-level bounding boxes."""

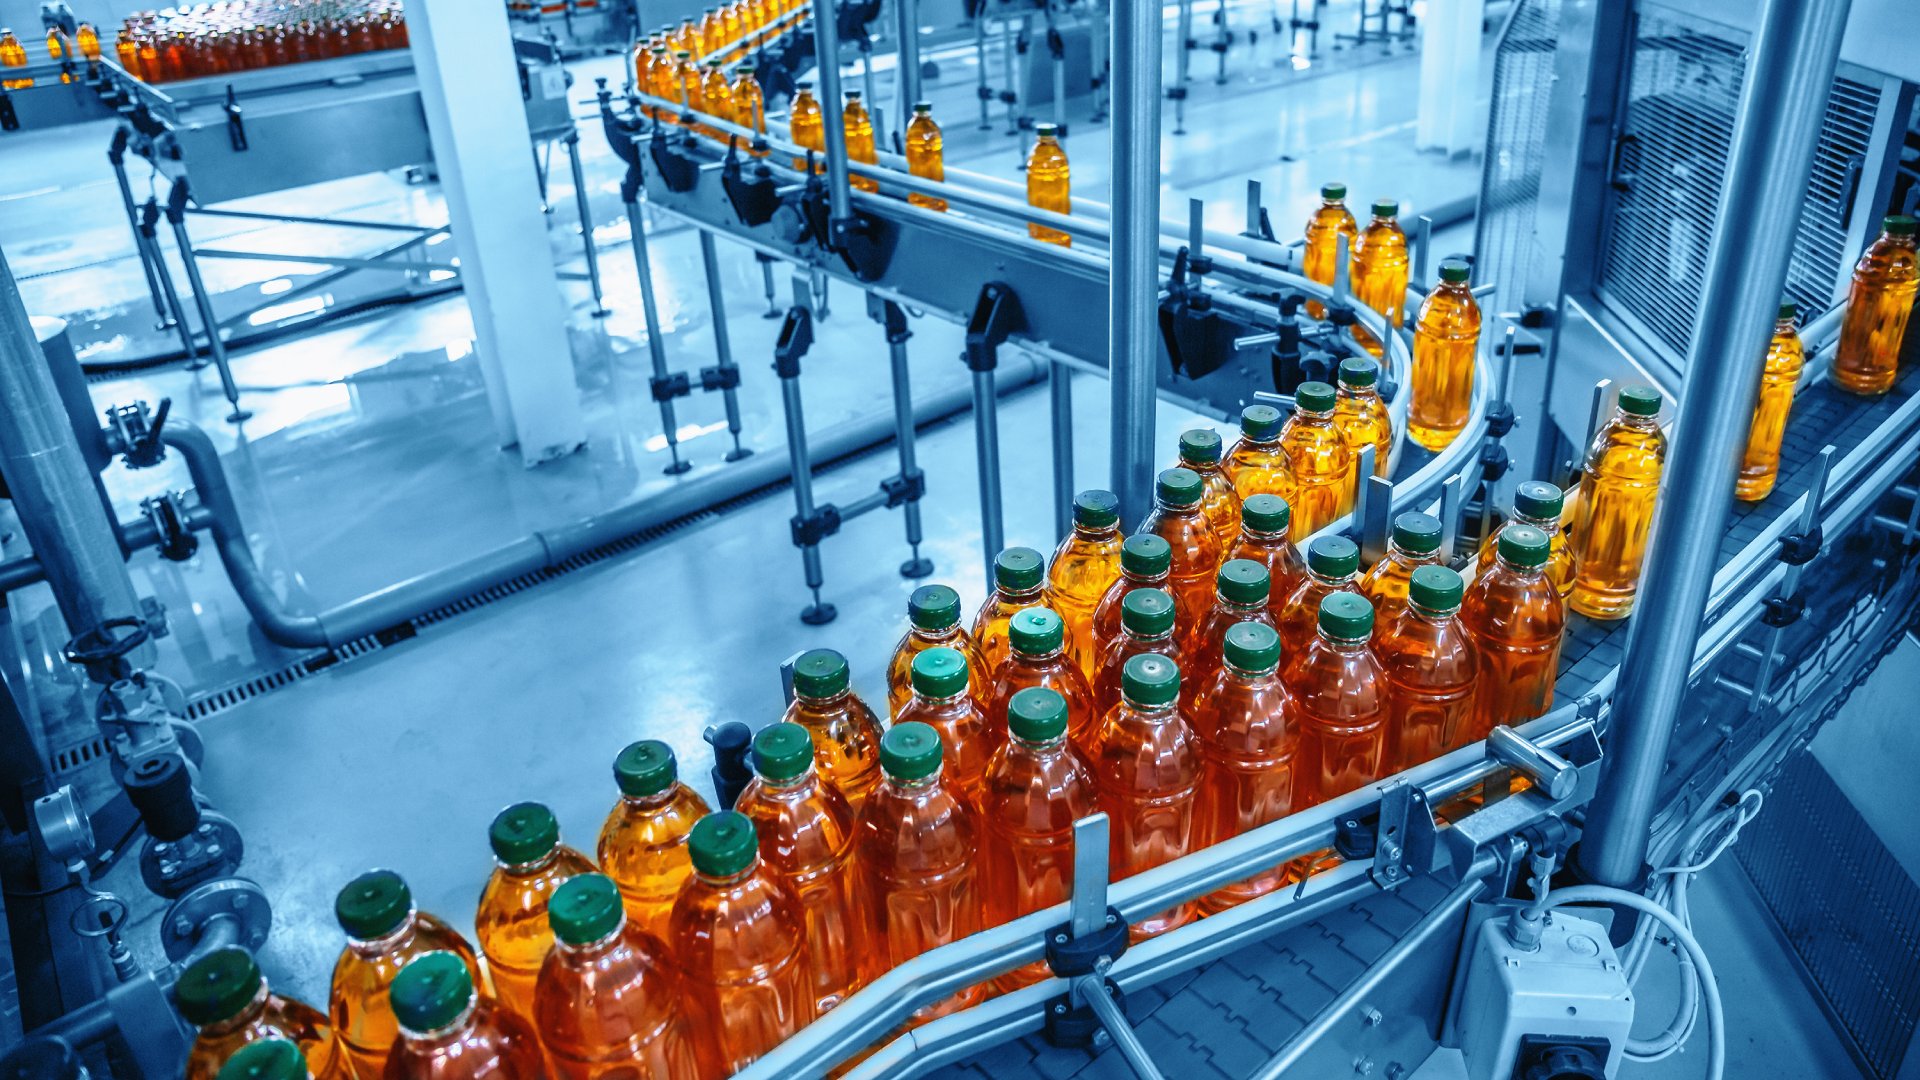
[{"left": 1455, "top": 911, "right": 1635, "bottom": 1080}]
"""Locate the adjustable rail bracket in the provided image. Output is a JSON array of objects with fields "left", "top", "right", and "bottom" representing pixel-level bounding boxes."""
[
  {"left": 965, "top": 282, "right": 1024, "bottom": 372},
  {"left": 1158, "top": 247, "right": 1238, "bottom": 379},
  {"left": 648, "top": 126, "right": 703, "bottom": 193},
  {"left": 720, "top": 142, "right": 782, "bottom": 227}
]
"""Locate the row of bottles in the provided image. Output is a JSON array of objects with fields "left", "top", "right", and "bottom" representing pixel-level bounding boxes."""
[
  {"left": 1, "top": 25, "right": 103, "bottom": 87},
  {"left": 110, "top": 3, "right": 407, "bottom": 84}
]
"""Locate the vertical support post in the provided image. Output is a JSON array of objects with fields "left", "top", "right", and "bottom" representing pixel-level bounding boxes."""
[
  {"left": 1003, "top": 15, "right": 1024, "bottom": 141},
  {"left": 1069, "top": 813, "right": 1111, "bottom": 938},
  {"left": 698, "top": 231, "right": 749, "bottom": 461},
  {"left": 161, "top": 184, "right": 249, "bottom": 423},
  {"left": 137, "top": 200, "right": 199, "bottom": 367},
  {"left": 974, "top": 13, "right": 993, "bottom": 130},
  {"left": 107, "top": 137, "right": 170, "bottom": 326},
  {"left": 776, "top": 282, "right": 835, "bottom": 625},
  {"left": 874, "top": 295, "right": 934, "bottom": 578},
  {"left": 1579, "top": 0, "right": 1854, "bottom": 890},
  {"left": 1747, "top": 447, "right": 1832, "bottom": 713},
  {"left": 1108, "top": 0, "right": 1162, "bottom": 528},
  {"left": 1051, "top": 359, "right": 1074, "bottom": 539},
  {"left": 1413, "top": 213, "right": 1432, "bottom": 286},
  {"left": 624, "top": 194, "right": 690, "bottom": 474},
  {"left": 973, "top": 365, "right": 1005, "bottom": 582},
  {"left": 757, "top": 253, "right": 781, "bottom": 318},
  {"left": 565, "top": 132, "right": 609, "bottom": 318},
  {"left": 811, "top": 3, "right": 854, "bottom": 229},
  {"left": 894, "top": 0, "right": 923, "bottom": 142}
]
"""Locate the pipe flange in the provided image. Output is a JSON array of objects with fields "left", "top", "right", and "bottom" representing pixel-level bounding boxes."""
[
  {"left": 160, "top": 877, "right": 271, "bottom": 962},
  {"left": 141, "top": 810, "right": 243, "bottom": 899}
]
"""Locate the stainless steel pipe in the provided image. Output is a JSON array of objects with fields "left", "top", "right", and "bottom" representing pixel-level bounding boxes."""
[{"left": 1106, "top": 0, "right": 1164, "bottom": 526}]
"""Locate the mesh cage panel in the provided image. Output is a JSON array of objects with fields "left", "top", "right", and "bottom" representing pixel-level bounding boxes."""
[{"left": 1471, "top": 0, "right": 1562, "bottom": 317}]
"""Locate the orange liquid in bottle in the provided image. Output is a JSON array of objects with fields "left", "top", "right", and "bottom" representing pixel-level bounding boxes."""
[
  {"left": 1409, "top": 258, "right": 1481, "bottom": 451},
  {"left": 971, "top": 547, "right": 1048, "bottom": 674},
  {"left": 1569, "top": 387, "right": 1667, "bottom": 621},
  {"left": 644, "top": 46, "right": 676, "bottom": 117},
  {"left": 1279, "top": 535, "right": 1363, "bottom": 656},
  {"left": 986, "top": 607, "right": 1098, "bottom": 757},
  {"left": 596, "top": 740, "right": 712, "bottom": 942},
  {"left": 1832, "top": 214, "right": 1918, "bottom": 396},
  {"left": 905, "top": 103, "right": 948, "bottom": 211},
  {"left": 385, "top": 953, "right": 543, "bottom": 1080},
  {"left": 1175, "top": 429, "right": 1241, "bottom": 548},
  {"left": 181, "top": 948, "right": 350, "bottom": 1080},
  {"left": 898, "top": 646, "right": 996, "bottom": 808},
  {"left": 77, "top": 23, "right": 100, "bottom": 60},
  {"left": 1223, "top": 404, "right": 1292, "bottom": 505},
  {"left": 1026, "top": 122, "right": 1072, "bottom": 246},
  {"left": 701, "top": 61, "right": 734, "bottom": 138},
  {"left": 475, "top": 802, "right": 597, "bottom": 1025},
  {"left": 1093, "top": 587, "right": 1183, "bottom": 720},
  {"left": 0, "top": 30, "right": 30, "bottom": 89},
  {"left": 1191, "top": 623, "right": 1295, "bottom": 911},
  {"left": 329, "top": 871, "right": 486, "bottom": 1080},
  {"left": 1476, "top": 481, "right": 1577, "bottom": 601},
  {"left": 1284, "top": 594, "right": 1388, "bottom": 811},
  {"left": 1736, "top": 304, "right": 1805, "bottom": 502},
  {"left": 1461, "top": 525, "right": 1564, "bottom": 741},
  {"left": 1376, "top": 566, "right": 1478, "bottom": 772},
  {"left": 732, "top": 65, "right": 766, "bottom": 153},
  {"left": 1353, "top": 199, "right": 1410, "bottom": 337},
  {"left": 735, "top": 723, "right": 867, "bottom": 1013},
  {"left": 1357, "top": 512, "right": 1443, "bottom": 634},
  {"left": 675, "top": 52, "right": 705, "bottom": 122},
  {"left": 1087, "top": 654, "right": 1200, "bottom": 940},
  {"left": 1090, "top": 534, "right": 1175, "bottom": 674},
  {"left": 842, "top": 91, "right": 879, "bottom": 192},
  {"left": 1333, "top": 358, "right": 1393, "bottom": 478},
  {"left": 1302, "top": 183, "right": 1358, "bottom": 321},
  {"left": 1278, "top": 382, "right": 1356, "bottom": 540},
  {"left": 886, "top": 584, "right": 987, "bottom": 718},
  {"left": 1225, "top": 494, "right": 1307, "bottom": 622},
  {"left": 1046, "top": 490, "right": 1124, "bottom": 679},
  {"left": 1140, "top": 467, "right": 1227, "bottom": 631},
  {"left": 1184, "top": 559, "right": 1279, "bottom": 703},
  {"left": 789, "top": 82, "right": 823, "bottom": 170},
  {"left": 782, "top": 648, "right": 887, "bottom": 809}
]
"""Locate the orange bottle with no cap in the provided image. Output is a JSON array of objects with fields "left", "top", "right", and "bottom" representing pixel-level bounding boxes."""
[
  {"left": 1046, "top": 490, "right": 1125, "bottom": 679},
  {"left": 782, "top": 648, "right": 887, "bottom": 808},
  {"left": 180, "top": 947, "right": 349, "bottom": 1080},
  {"left": 475, "top": 802, "right": 596, "bottom": 1025},
  {"left": 1358, "top": 511, "right": 1444, "bottom": 634},
  {"left": 1225, "top": 494, "right": 1306, "bottom": 622},
  {"left": 1139, "top": 468, "right": 1226, "bottom": 630},
  {"left": 886, "top": 584, "right": 987, "bottom": 719},
  {"left": 1279, "top": 382, "right": 1356, "bottom": 540},
  {"left": 384, "top": 952, "right": 543, "bottom": 1080},
  {"left": 1223, "top": 404, "right": 1291, "bottom": 505},
  {"left": 1174, "top": 429, "right": 1241, "bottom": 547},
  {"left": 1285, "top": 594, "right": 1388, "bottom": 810},
  {"left": 1462, "top": 525, "right": 1565, "bottom": 741},
  {"left": 1087, "top": 654, "right": 1200, "bottom": 940},
  {"left": 596, "top": 740, "right": 712, "bottom": 942},
  {"left": 1376, "top": 565, "right": 1479, "bottom": 772},
  {"left": 1191, "top": 623, "right": 1294, "bottom": 911},
  {"left": 1279, "top": 534, "right": 1363, "bottom": 656},
  {"left": 972, "top": 547, "right": 1048, "bottom": 674},
  {"left": 1569, "top": 386, "right": 1667, "bottom": 621},
  {"left": 328, "top": 870, "right": 486, "bottom": 1080},
  {"left": 898, "top": 646, "right": 995, "bottom": 807}
]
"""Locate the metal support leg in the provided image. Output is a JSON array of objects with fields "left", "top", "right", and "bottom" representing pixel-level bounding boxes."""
[
  {"left": 1051, "top": 358, "right": 1074, "bottom": 539},
  {"left": 757, "top": 253, "right": 781, "bottom": 318},
  {"left": 624, "top": 197, "right": 690, "bottom": 474},
  {"left": 698, "top": 231, "right": 749, "bottom": 461},
  {"left": 137, "top": 200, "right": 199, "bottom": 368},
  {"left": 108, "top": 141, "right": 171, "bottom": 326},
  {"left": 565, "top": 132, "right": 609, "bottom": 318},
  {"left": 974, "top": 14, "right": 993, "bottom": 130},
  {"left": 775, "top": 294, "right": 835, "bottom": 624},
  {"left": 895, "top": 0, "right": 924, "bottom": 143},
  {"left": 972, "top": 367, "right": 1005, "bottom": 582},
  {"left": 1173, "top": 0, "right": 1193, "bottom": 135},
  {"left": 1003, "top": 17, "right": 1024, "bottom": 143},
  {"left": 1110, "top": 0, "right": 1163, "bottom": 526},
  {"left": 876, "top": 296, "right": 933, "bottom": 577},
  {"left": 162, "top": 187, "right": 249, "bottom": 423}
]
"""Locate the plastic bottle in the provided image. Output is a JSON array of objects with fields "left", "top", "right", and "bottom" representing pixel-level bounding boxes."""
[
  {"left": 789, "top": 81, "right": 823, "bottom": 171},
  {"left": 1376, "top": 566, "right": 1478, "bottom": 773},
  {"left": 672, "top": 50, "right": 704, "bottom": 122},
  {"left": 0, "top": 30, "right": 30, "bottom": 90},
  {"left": 734, "top": 722, "right": 866, "bottom": 1013},
  {"left": 1833, "top": 214, "right": 1919, "bottom": 396},
  {"left": 1090, "top": 534, "right": 1174, "bottom": 669},
  {"left": 1174, "top": 429, "right": 1240, "bottom": 547},
  {"left": 1140, "top": 468, "right": 1227, "bottom": 630},
  {"left": 1191, "top": 622, "right": 1294, "bottom": 911},
  {"left": 1353, "top": 199, "right": 1410, "bottom": 333},
  {"left": 886, "top": 584, "right": 987, "bottom": 718},
  {"left": 328, "top": 870, "right": 485, "bottom": 1080},
  {"left": 842, "top": 90, "right": 878, "bottom": 192},
  {"left": 1410, "top": 257, "right": 1481, "bottom": 451},
  {"left": 115, "top": 28, "right": 140, "bottom": 76},
  {"left": 474, "top": 802, "right": 596, "bottom": 1025},
  {"left": 669, "top": 811, "right": 812, "bottom": 1071},
  {"left": 1569, "top": 386, "right": 1667, "bottom": 621},
  {"left": 1026, "top": 122, "right": 1072, "bottom": 247},
  {"left": 534, "top": 874, "right": 704, "bottom": 1079},
  {"left": 731, "top": 63, "right": 766, "bottom": 151},
  {"left": 904, "top": 102, "right": 947, "bottom": 211},
  {"left": 697, "top": 8, "right": 721, "bottom": 53},
  {"left": 1184, "top": 559, "right": 1278, "bottom": 697},
  {"left": 1088, "top": 654, "right": 1199, "bottom": 940},
  {"left": 781, "top": 647, "right": 887, "bottom": 808},
  {"left": 1278, "top": 382, "right": 1356, "bottom": 540},
  {"left": 1092, "top": 587, "right": 1182, "bottom": 720},
  {"left": 1302, "top": 182, "right": 1358, "bottom": 320},
  {"left": 596, "top": 740, "right": 712, "bottom": 941},
  {"left": 385, "top": 952, "right": 542, "bottom": 1079},
  {"left": 897, "top": 646, "right": 994, "bottom": 806},
  {"left": 1225, "top": 494, "right": 1306, "bottom": 621},
  {"left": 971, "top": 547, "right": 1048, "bottom": 674},
  {"left": 1333, "top": 357, "right": 1392, "bottom": 477},
  {"left": 180, "top": 947, "right": 348, "bottom": 1080},
  {"left": 1462, "top": 525, "right": 1564, "bottom": 740},
  {"left": 1358, "top": 511, "right": 1443, "bottom": 633},
  {"left": 985, "top": 606, "right": 1097, "bottom": 756},
  {"left": 1223, "top": 404, "right": 1291, "bottom": 504},
  {"left": 643, "top": 45, "right": 675, "bottom": 116},
  {"left": 1736, "top": 303, "right": 1805, "bottom": 502},
  {"left": 980, "top": 687, "right": 1099, "bottom": 988},
  {"left": 1046, "top": 489, "right": 1124, "bottom": 678},
  {"left": 853, "top": 723, "right": 983, "bottom": 1018},
  {"left": 701, "top": 59, "right": 734, "bottom": 138},
  {"left": 216, "top": 1039, "right": 309, "bottom": 1080},
  {"left": 1285, "top": 594, "right": 1388, "bottom": 810},
  {"left": 1476, "top": 480, "right": 1577, "bottom": 601},
  {"left": 1279, "top": 534, "right": 1362, "bottom": 656},
  {"left": 77, "top": 23, "right": 100, "bottom": 60}
]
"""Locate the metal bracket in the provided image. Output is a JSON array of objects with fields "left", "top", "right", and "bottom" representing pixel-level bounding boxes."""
[
  {"left": 648, "top": 127, "right": 703, "bottom": 193},
  {"left": 1157, "top": 248, "right": 1238, "bottom": 379},
  {"left": 720, "top": 143, "right": 782, "bottom": 227},
  {"left": 774, "top": 304, "right": 815, "bottom": 379},
  {"left": 964, "top": 281, "right": 1024, "bottom": 373},
  {"left": 790, "top": 505, "right": 843, "bottom": 547},
  {"left": 649, "top": 372, "right": 691, "bottom": 402},
  {"left": 881, "top": 469, "right": 926, "bottom": 508},
  {"left": 698, "top": 364, "right": 742, "bottom": 393},
  {"left": 1486, "top": 725, "right": 1579, "bottom": 800},
  {"left": 1368, "top": 779, "right": 1437, "bottom": 889},
  {"left": 222, "top": 85, "right": 248, "bottom": 151}
]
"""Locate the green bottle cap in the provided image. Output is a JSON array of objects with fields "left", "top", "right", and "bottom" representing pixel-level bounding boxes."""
[
  {"left": 1121, "top": 653, "right": 1180, "bottom": 707},
  {"left": 335, "top": 870, "right": 411, "bottom": 941},
  {"left": 994, "top": 547, "right": 1046, "bottom": 592},
  {"left": 1307, "top": 535, "right": 1360, "bottom": 578},
  {"left": 688, "top": 811, "right": 759, "bottom": 878},
  {"left": 912, "top": 100, "right": 932, "bottom": 113},
  {"left": 1223, "top": 622, "right": 1281, "bottom": 673},
  {"left": 1035, "top": 121, "right": 1058, "bottom": 137},
  {"left": 174, "top": 946, "right": 264, "bottom": 1026},
  {"left": 614, "top": 739, "right": 677, "bottom": 798},
  {"left": 1321, "top": 182, "right": 1347, "bottom": 201},
  {"left": 1009, "top": 607, "right": 1065, "bottom": 655},
  {"left": 1512, "top": 481, "right": 1564, "bottom": 521},
  {"left": 790, "top": 648, "right": 851, "bottom": 698},
  {"left": 1240, "top": 404, "right": 1284, "bottom": 440},
  {"left": 217, "top": 1040, "right": 306, "bottom": 1080},
  {"left": 1177, "top": 429, "right": 1223, "bottom": 466},
  {"left": 752, "top": 722, "right": 815, "bottom": 782},
  {"left": 907, "top": 584, "right": 962, "bottom": 630},
  {"left": 1337, "top": 357, "right": 1378, "bottom": 389},
  {"left": 1777, "top": 301, "right": 1797, "bottom": 322},
  {"left": 1216, "top": 559, "right": 1271, "bottom": 605},
  {"left": 1318, "top": 593, "right": 1374, "bottom": 639},
  {"left": 1371, "top": 199, "right": 1399, "bottom": 218},
  {"left": 1885, "top": 214, "right": 1917, "bottom": 237},
  {"left": 389, "top": 952, "right": 474, "bottom": 1035},
  {"left": 1240, "top": 493, "right": 1291, "bottom": 534},
  {"left": 1295, "top": 381, "right": 1336, "bottom": 413},
  {"left": 1498, "top": 524, "right": 1550, "bottom": 568},
  {"left": 1120, "top": 587, "right": 1176, "bottom": 636},
  {"left": 738, "top": 63, "right": 757, "bottom": 74},
  {"left": 488, "top": 802, "right": 560, "bottom": 867},
  {"left": 910, "top": 646, "right": 971, "bottom": 697},
  {"left": 1391, "top": 512, "right": 1442, "bottom": 555},
  {"left": 1007, "top": 686, "right": 1069, "bottom": 742},
  {"left": 1073, "top": 489, "right": 1121, "bottom": 528},
  {"left": 1408, "top": 564, "right": 1464, "bottom": 612},
  {"left": 879, "top": 721, "right": 944, "bottom": 781},
  {"left": 548, "top": 873, "right": 624, "bottom": 947},
  {"left": 1438, "top": 257, "right": 1471, "bottom": 284},
  {"left": 1156, "top": 468, "right": 1204, "bottom": 508},
  {"left": 1617, "top": 385, "right": 1661, "bottom": 417},
  {"left": 1121, "top": 534, "right": 1173, "bottom": 576}
]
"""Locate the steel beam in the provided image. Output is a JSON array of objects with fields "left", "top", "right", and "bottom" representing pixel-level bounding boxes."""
[{"left": 1107, "top": 0, "right": 1163, "bottom": 527}]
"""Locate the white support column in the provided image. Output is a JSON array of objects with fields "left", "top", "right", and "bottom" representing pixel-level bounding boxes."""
[
  {"left": 406, "top": 0, "right": 586, "bottom": 466},
  {"left": 1415, "top": 0, "right": 1485, "bottom": 158}
]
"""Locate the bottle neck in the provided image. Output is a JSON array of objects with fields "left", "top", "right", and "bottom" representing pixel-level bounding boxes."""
[
  {"left": 996, "top": 584, "right": 1044, "bottom": 605},
  {"left": 1122, "top": 568, "right": 1170, "bottom": 586},
  {"left": 1408, "top": 602, "right": 1459, "bottom": 625},
  {"left": 913, "top": 686, "right": 972, "bottom": 708},
  {"left": 888, "top": 772, "right": 943, "bottom": 794},
  {"left": 797, "top": 687, "right": 852, "bottom": 710},
  {"left": 497, "top": 847, "right": 560, "bottom": 876},
  {"left": 1120, "top": 698, "right": 1179, "bottom": 721},
  {"left": 1315, "top": 629, "right": 1370, "bottom": 652},
  {"left": 1178, "top": 457, "right": 1219, "bottom": 475},
  {"left": 1241, "top": 432, "right": 1281, "bottom": 449},
  {"left": 1011, "top": 733, "right": 1069, "bottom": 754},
  {"left": 555, "top": 920, "right": 628, "bottom": 960},
  {"left": 348, "top": 913, "right": 418, "bottom": 957},
  {"left": 910, "top": 623, "right": 961, "bottom": 644},
  {"left": 1239, "top": 526, "right": 1287, "bottom": 544},
  {"left": 758, "top": 767, "right": 817, "bottom": 795},
  {"left": 1307, "top": 568, "right": 1353, "bottom": 588},
  {"left": 1341, "top": 385, "right": 1378, "bottom": 402},
  {"left": 1617, "top": 411, "right": 1659, "bottom": 432},
  {"left": 1223, "top": 660, "right": 1278, "bottom": 683},
  {"left": 1296, "top": 408, "right": 1334, "bottom": 425},
  {"left": 1513, "top": 510, "right": 1559, "bottom": 532},
  {"left": 1495, "top": 556, "right": 1547, "bottom": 580},
  {"left": 1075, "top": 523, "right": 1118, "bottom": 542},
  {"left": 622, "top": 786, "right": 677, "bottom": 810},
  {"left": 1011, "top": 644, "right": 1064, "bottom": 663},
  {"left": 1214, "top": 596, "right": 1265, "bottom": 617},
  {"left": 401, "top": 1000, "right": 478, "bottom": 1046},
  {"left": 199, "top": 982, "right": 271, "bottom": 1036},
  {"left": 1157, "top": 501, "right": 1202, "bottom": 518},
  {"left": 694, "top": 860, "right": 760, "bottom": 888},
  {"left": 1122, "top": 625, "right": 1174, "bottom": 645}
]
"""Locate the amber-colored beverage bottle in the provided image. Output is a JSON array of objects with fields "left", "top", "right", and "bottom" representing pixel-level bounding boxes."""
[
  {"left": 1737, "top": 303, "right": 1805, "bottom": 502},
  {"left": 216, "top": 1039, "right": 307, "bottom": 1080},
  {"left": 986, "top": 607, "right": 1097, "bottom": 755},
  {"left": 696, "top": 8, "right": 720, "bottom": 53},
  {"left": 980, "top": 687, "right": 1099, "bottom": 988},
  {"left": 1569, "top": 386, "right": 1667, "bottom": 621},
  {"left": 1191, "top": 623, "right": 1294, "bottom": 911},
  {"left": 385, "top": 952, "right": 542, "bottom": 1079},
  {"left": 1377, "top": 566, "right": 1478, "bottom": 772},
  {"left": 1175, "top": 429, "right": 1240, "bottom": 547},
  {"left": 1092, "top": 534, "right": 1174, "bottom": 664},
  {"left": 886, "top": 583, "right": 986, "bottom": 718},
  {"left": 853, "top": 723, "right": 983, "bottom": 1018},
  {"left": 1027, "top": 122, "right": 1072, "bottom": 246},
  {"left": 0, "top": 29, "right": 29, "bottom": 89},
  {"left": 634, "top": 38, "right": 654, "bottom": 95},
  {"left": 1140, "top": 467, "right": 1227, "bottom": 628},
  {"left": 905, "top": 102, "right": 947, "bottom": 211},
  {"left": 672, "top": 50, "right": 704, "bottom": 121},
  {"left": 1185, "top": 559, "right": 1279, "bottom": 696},
  {"left": 842, "top": 90, "right": 879, "bottom": 191},
  {"left": 1353, "top": 199, "right": 1410, "bottom": 332},
  {"left": 181, "top": 947, "right": 348, "bottom": 1080},
  {"left": 1302, "top": 182, "right": 1359, "bottom": 320},
  {"left": 1226, "top": 494, "right": 1306, "bottom": 621},
  {"left": 1089, "top": 654, "right": 1199, "bottom": 939},
  {"left": 644, "top": 45, "right": 676, "bottom": 115},
  {"left": 731, "top": 63, "right": 766, "bottom": 152},
  {"left": 1462, "top": 525, "right": 1565, "bottom": 740},
  {"left": 1046, "top": 489, "right": 1124, "bottom": 678},
  {"left": 782, "top": 648, "right": 887, "bottom": 808},
  {"left": 1093, "top": 588, "right": 1182, "bottom": 720},
  {"left": 1280, "top": 534, "right": 1362, "bottom": 655},
  {"left": 1358, "top": 511, "right": 1443, "bottom": 633},
  {"left": 670, "top": 812, "right": 812, "bottom": 1071},
  {"left": 734, "top": 723, "right": 866, "bottom": 1013},
  {"left": 1224, "top": 404, "right": 1291, "bottom": 504},
  {"left": 475, "top": 802, "right": 595, "bottom": 1025},
  {"left": 77, "top": 23, "right": 100, "bottom": 60},
  {"left": 1410, "top": 258, "right": 1480, "bottom": 451},
  {"left": 701, "top": 59, "right": 733, "bottom": 137},
  {"left": 1279, "top": 382, "right": 1356, "bottom": 539},
  {"left": 1477, "top": 480, "right": 1577, "bottom": 601},
  {"left": 115, "top": 28, "right": 140, "bottom": 76},
  {"left": 1285, "top": 593, "right": 1388, "bottom": 810},
  {"left": 972, "top": 547, "right": 1047, "bottom": 674},
  {"left": 596, "top": 740, "right": 712, "bottom": 940},
  {"left": 789, "top": 80, "right": 823, "bottom": 170},
  {"left": 898, "top": 646, "right": 994, "bottom": 806},
  {"left": 329, "top": 870, "right": 484, "bottom": 1080},
  {"left": 534, "top": 874, "right": 704, "bottom": 1079},
  {"left": 1832, "top": 215, "right": 1918, "bottom": 396},
  {"left": 1334, "top": 358, "right": 1393, "bottom": 477}
]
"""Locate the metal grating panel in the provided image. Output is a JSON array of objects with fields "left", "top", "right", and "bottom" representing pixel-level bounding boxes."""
[{"left": 1471, "top": 0, "right": 1562, "bottom": 318}]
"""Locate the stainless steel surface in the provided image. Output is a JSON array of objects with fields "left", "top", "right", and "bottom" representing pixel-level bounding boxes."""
[
  {"left": 812, "top": 9, "right": 855, "bottom": 227},
  {"left": 971, "top": 367, "right": 1005, "bottom": 581},
  {"left": 1068, "top": 813, "right": 1111, "bottom": 940},
  {"left": 1076, "top": 973, "right": 1165, "bottom": 1080},
  {"left": 1106, "top": 0, "right": 1164, "bottom": 525}
]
